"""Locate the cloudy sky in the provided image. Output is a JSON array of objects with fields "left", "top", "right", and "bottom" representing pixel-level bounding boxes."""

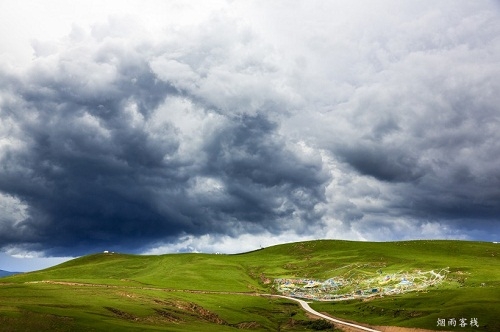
[{"left": 1, "top": 0, "right": 499, "bottom": 271}]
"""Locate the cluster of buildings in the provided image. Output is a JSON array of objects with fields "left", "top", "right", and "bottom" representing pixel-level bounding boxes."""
[{"left": 274, "top": 268, "right": 448, "bottom": 301}]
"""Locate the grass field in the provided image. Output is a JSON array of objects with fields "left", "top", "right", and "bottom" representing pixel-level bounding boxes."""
[{"left": 1, "top": 240, "right": 499, "bottom": 331}]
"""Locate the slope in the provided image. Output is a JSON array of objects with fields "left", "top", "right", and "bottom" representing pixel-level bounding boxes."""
[{"left": 0, "top": 240, "right": 498, "bottom": 331}]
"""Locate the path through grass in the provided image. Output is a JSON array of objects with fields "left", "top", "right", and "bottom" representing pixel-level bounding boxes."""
[{"left": 1, "top": 240, "right": 498, "bottom": 331}]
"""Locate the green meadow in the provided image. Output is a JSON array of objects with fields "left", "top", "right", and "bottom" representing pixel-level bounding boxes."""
[{"left": 0, "top": 240, "right": 498, "bottom": 331}]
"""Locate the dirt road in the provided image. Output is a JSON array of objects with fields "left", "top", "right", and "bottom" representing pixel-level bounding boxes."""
[{"left": 272, "top": 295, "right": 381, "bottom": 332}]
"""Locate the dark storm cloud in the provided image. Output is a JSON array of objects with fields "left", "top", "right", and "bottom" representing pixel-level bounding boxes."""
[
  {"left": 200, "top": 114, "right": 329, "bottom": 228},
  {"left": 2, "top": 2, "right": 500, "bottom": 259},
  {"left": 336, "top": 145, "right": 425, "bottom": 183},
  {"left": 0, "top": 21, "right": 329, "bottom": 255}
]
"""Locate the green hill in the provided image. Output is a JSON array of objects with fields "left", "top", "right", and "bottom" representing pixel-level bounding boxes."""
[{"left": 0, "top": 240, "right": 498, "bottom": 331}]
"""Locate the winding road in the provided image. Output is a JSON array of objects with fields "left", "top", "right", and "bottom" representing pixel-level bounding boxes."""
[{"left": 273, "top": 295, "right": 381, "bottom": 332}]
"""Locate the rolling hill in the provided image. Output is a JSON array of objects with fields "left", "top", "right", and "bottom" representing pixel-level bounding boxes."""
[
  {"left": 0, "top": 270, "right": 19, "bottom": 278},
  {"left": 0, "top": 240, "right": 498, "bottom": 331}
]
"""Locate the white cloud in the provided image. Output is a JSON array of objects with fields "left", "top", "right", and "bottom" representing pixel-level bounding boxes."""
[
  {"left": 0, "top": 193, "right": 28, "bottom": 227},
  {"left": 0, "top": 251, "right": 73, "bottom": 272},
  {"left": 0, "top": 0, "right": 228, "bottom": 67},
  {"left": 143, "top": 232, "right": 321, "bottom": 255}
]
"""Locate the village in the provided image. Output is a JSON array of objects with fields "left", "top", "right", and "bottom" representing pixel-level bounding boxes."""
[{"left": 274, "top": 268, "right": 449, "bottom": 301}]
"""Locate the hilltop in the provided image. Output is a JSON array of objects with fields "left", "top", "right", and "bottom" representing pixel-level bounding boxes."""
[{"left": 0, "top": 240, "right": 499, "bottom": 331}]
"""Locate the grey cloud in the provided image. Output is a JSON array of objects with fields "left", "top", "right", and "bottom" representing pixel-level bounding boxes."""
[
  {"left": 286, "top": 1, "right": 500, "bottom": 241},
  {"left": 0, "top": 18, "right": 330, "bottom": 256},
  {"left": 201, "top": 114, "right": 329, "bottom": 224},
  {"left": 2, "top": 2, "right": 500, "bottom": 257},
  {"left": 336, "top": 145, "right": 425, "bottom": 183}
]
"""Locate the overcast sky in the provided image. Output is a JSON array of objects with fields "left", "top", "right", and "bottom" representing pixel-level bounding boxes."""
[{"left": 1, "top": 0, "right": 499, "bottom": 271}]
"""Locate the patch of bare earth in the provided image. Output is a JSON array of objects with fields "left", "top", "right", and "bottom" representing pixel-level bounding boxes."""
[
  {"left": 168, "top": 300, "right": 260, "bottom": 329},
  {"left": 104, "top": 307, "right": 139, "bottom": 321},
  {"left": 313, "top": 312, "right": 444, "bottom": 332},
  {"left": 153, "top": 309, "right": 182, "bottom": 323}
]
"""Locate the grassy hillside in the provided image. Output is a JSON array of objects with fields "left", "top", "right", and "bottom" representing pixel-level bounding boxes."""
[{"left": 0, "top": 240, "right": 498, "bottom": 331}]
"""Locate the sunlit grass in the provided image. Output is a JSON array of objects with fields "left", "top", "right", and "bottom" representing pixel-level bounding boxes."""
[{"left": 1, "top": 240, "right": 498, "bottom": 331}]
